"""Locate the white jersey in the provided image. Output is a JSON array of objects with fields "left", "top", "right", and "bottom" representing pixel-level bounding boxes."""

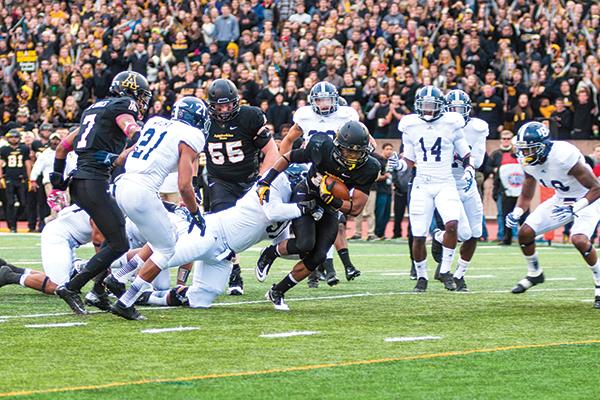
[
  {"left": 124, "top": 116, "right": 205, "bottom": 192},
  {"left": 44, "top": 204, "right": 92, "bottom": 246},
  {"left": 293, "top": 105, "right": 359, "bottom": 141},
  {"left": 400, "top": 112, "right": 470, "bottom": 183},
  {"left": 212, "top": 173, "right": 301, "bottom": 253},
  {"left": 30, "top": 147, "right": 56, "bottom": 184},
  {"left": 524, "top": 141, "right": 592, "bottom": 200},
  {"left": 452, "top": 117, "right": 489, "bottom": 189}
]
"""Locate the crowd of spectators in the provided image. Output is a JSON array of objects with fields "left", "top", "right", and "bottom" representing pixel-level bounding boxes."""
[{"left": 1, "top": 0, "right": 600, "bottom": 234}]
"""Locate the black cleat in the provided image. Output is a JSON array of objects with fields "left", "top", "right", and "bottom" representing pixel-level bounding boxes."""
[
  {"left": 434, "top": 263, "right": 442, "bottom": 281},
  {"left": 255, "top": 246, "right": 278, "bottom": 283},
  {"left": 594, "top": 296, "right": 600, "bottom": 309},
  {"left": 84, "top": 291, "right": 112, "bottom": 311},
  {"left": 454, "top": 277, "right": 469, "bottom": 292},
  {"left": 439, "top": 272, "right": 456, "bottom": 291},
  {"left": 307, "top": 270, "right": 319, "bottom": 288},
  {"left": 135, "top": 291, "right": 152, "bottom": 306},
  {"left": 104, "top": 274, "right": 126, "bottom": 297},
  {"left": 55, "top": 285, "right": 88, "bottom": 315},
  {"left": 410, "top": 263, "right": 417, "bottom": 280},
  {"left": 110, "top": 301, "right": 146, "bottom": 320},
  {"left": 266, "top": 285, "right": 289, "bottom": 311},
  {"left": 227, "top": 268, "right": 244, "bottom": 296},
  {"left": 344, "top": 265, "right": 361, "bottom": 281},
  {"left": 414, "top": 277, "right": 428, "bottom": 292},
  {"left": 512, "top": 273, "right": 545, "bottom": 294},
  {"left": 431, "top": 229, "right": 443, "bottom": 264},
  {"left": 325, "top": 272, "right": 339, "bottom": 287}
]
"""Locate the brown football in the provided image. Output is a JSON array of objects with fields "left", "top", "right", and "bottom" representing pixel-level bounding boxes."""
[{"left": 324, "top": 175, "right": 350, "bottom": 200}]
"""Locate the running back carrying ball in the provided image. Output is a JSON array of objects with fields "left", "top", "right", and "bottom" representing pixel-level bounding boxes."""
[{"left": 323, "top": 176, "right": 350, "bottom": 201}]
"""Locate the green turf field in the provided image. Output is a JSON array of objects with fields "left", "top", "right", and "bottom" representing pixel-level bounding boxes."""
[{"left": 1, "top": 233, "right": 599, "bottom": 399}]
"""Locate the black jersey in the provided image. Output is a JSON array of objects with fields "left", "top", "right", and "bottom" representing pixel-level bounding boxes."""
[
  {"left": 290, "top": 135, "right": 380, "bottom": 196},
  {"left": 0, "top": 144, "right": 30, "bottom": 180},
  {"left": 73, "top": 96, "right": 139, "bottom": 180},
  {"left": 205, "top": 105, "right": 270, "bottom": 184}
]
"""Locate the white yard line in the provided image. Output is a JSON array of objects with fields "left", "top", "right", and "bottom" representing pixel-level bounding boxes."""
[
  {"left": 546, "top": 277, "right": 577, "bottom": 281},
  {"left": 25, "top": 322, "right": 87, "bottom": 328},
  {"left": 141, "top": 326, "right": 199, "bottom": 334},
  {"left": 384, "top": 336, "right": 442, "bottom": 343},
  {"left": 467, "top": 275, "right": 496, "bottom": 279},
  {"left": 260, "top": 331, "right": 318, "bottom": 338}
]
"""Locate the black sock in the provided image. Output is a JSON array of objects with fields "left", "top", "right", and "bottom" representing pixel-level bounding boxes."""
[
  {"left": 69, "top": 247, "right": 122, "bottom": 292},
  {"left": 323, "top": 258, "right": 335, "bottom": 275},
  {"left": 337, "top": 248, "right": 352, "bottom": 268},
  {"left": 273, "top": 273, "right": 298, "bottom": 294},
  {"left": 91, "top": 269, "right": 109, "bottom": 296},
  {"left": 2, "top": 269, "right": 22, "bottom": 285},
  {"left": 231, "top": 263, "right": 241, "bottom": 275}
]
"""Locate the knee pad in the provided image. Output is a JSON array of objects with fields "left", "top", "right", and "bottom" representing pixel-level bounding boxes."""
[
  {"left": 296, "top": 237, "right": 315, "bottom": 254},
  {"left": 519, "top": 240, "right": 535, "bottom": 248}
]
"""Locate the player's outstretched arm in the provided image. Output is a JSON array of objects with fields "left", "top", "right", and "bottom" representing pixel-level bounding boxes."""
[
  {"left": 259, "top": 137, "right": 280, "bottom": 175},
  {"left": 115, "top": 114, "right": 141, "bottom": 146},
  {"left": 279, "top": 123, "right": 303, "bottom": 155},
  {"left": 343, "top": 189, "right": 369, "bottom": 217}
]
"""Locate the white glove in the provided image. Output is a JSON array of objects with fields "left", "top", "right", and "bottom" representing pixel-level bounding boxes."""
[
  {"left": 505, "top": 207, "right": 524, "bottom": 229},
  {"left": 386, "top": 152, "right": 400, "bottom": 172},
  {"left": 461, "top": 164, "right": 475, "bottom": 192}
]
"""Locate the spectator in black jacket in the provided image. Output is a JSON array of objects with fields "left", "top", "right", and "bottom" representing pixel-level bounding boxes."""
[
  {"left": 267, "top": 92, "right": 292, "bottom": 135},
  {"left": 475, "top": 85, "right": 504, "bottom": 138},
  {"left": 550, "top": 98, "right": 573, "bottom": 139}
]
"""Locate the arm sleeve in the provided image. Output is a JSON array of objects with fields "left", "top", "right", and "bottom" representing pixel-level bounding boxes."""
[
  {"left": 471, "top": 137, "right": 487, "bottom": 169},
  {"left": 403, "top": 134, "right": 416, "bottom": 162},
  {"left": 249, "top": 107, "right": 271, "bottom": 149}
]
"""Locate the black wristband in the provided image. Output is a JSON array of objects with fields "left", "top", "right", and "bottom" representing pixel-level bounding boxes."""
[
  {"left": 330, "top": 197, "right": 343, "bottom": 210},
  {"left": 126, "top": 130, "right": 141, "bottom": 148},
  {"left": 53, "top": 157, "right": 66, "bottom": 175},
  {"left": 261, "top": 168, "right": 280, "bottom": 185}
]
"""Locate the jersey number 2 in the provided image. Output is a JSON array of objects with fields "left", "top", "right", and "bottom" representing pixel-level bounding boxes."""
[
  {"left": 208, "top": 141, "right": 244, "bottom": 165},
  {"left": 418, "top": 137, "right": 442, "bottom": 162},
  {"left": 131, "top": 128, "right": 167, "bottom": 160}
]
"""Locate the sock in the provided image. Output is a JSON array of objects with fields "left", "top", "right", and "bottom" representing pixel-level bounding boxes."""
[
  {"left": 453, "top": 258, "right": 470, "bottom": 279},
  {"left": 273, "top": 245, "right": 281, "bottom": 257},
  {"left": 119, "top": 276, "right": 152, "bottom": 308},
  {"left": 114, "top": 254, "right": 142, "bottom": 282},
  {"left": 434, "top": 230, "right": 445, "bottom": 243},
  {"left": 273, "top": 273, "right": 298, "bottom": 294},
  {"left": 231, "top": 263, "right": 241, "bottom": 276},
  {"left": 147, "top": 290, "right": 169, "bottom": 306},
  {"left": 92, "top": 269, "right": 109, "bottom": 295},
  {"left": 337, "top": 248, "right": 352, "bottom": 268},
  {"left": 588, "top": 259, "right": 600, "bottom": 295},
  {"left": 439, "top": 246, "right": 456, "bottom": 274},
  {"left": 110, "top": 254, "right": 129, "bottom": 270},
  {"left": 525, "top": 253, "right": 542, "bottom": 277},
  {"left": 17, "top": 272, "right": 28, "bottom": 286},
  {"left": 414, "top": 260, "right": 427, "bottom": 280},
  {"left": 323, "top": 258, "right": 335, "bottom": 275}
]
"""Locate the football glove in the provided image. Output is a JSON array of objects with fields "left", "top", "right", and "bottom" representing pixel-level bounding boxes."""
[
  {"left": 462, "top": 164, "right": 475, "bottom": 193},
  {"left": 50, "top": 172, "right": 70, "bottom": 190},
  {"left": 256, "top": 180, "right": 271, "bottom": 205},
  {"left": 319, "top": 176, "right": 336, "bottom": 204},
  {"left": 188, "top": 209, "right": 206, "bottom": 236},
  {"left": 552, "top": 205, "right": 576, "bottom": 221},
  {"left": 505, "top": 209, "right": 523, "bottom": 229},
  {"left": 386, "top": 152, "right": 400, "bottom": 172},
  {"left": 93, "top": 150, "right": 119, "bottom": 167},
  {"left": 0, "top": 177, "right": 5, "bottom": 189},
  {"left": 297, "top": 200, "right": 324, "bottom": 221}
]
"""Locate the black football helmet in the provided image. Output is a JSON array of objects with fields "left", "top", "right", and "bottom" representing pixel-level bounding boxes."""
[
  {"left": 207, "top": 78, "right": 240, "bottom": 122},
  {"left": 109, "top": 71, "right": 152, "bottom": 116},
  {"left": 333, "top": 121, "right": 370, "bottom": 170}
]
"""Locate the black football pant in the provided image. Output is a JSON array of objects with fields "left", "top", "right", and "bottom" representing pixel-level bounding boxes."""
[
  {"left": 284, "top": 181, "right": 339, "bottom": 271},
  {"left": 67, "top": 178, "right": 129, "bottom": 292},
  {"left": 4, "top": 178, "right": 27, "bottom": 231}
]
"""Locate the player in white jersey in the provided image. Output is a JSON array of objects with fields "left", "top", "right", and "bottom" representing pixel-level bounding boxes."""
[
  {"left": 396, "top": 86, "right": 473, "bottom": 292},
  {"left": 279, "top": 81, "right": 364, "bottom": 284},
  {"left": 505, "top": 121, "right": 600, "bottom": 307},
  {"left": 109, "top": 97, "right": 208, "bottom": 320},
  {"left": 109, "top": 166, "right": 319, "bottom": 319},
  {"left": 430, "top": 90, "right": 489, "bottom": 291}
]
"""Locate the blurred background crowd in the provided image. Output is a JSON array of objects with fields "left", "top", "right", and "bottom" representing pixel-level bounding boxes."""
[{"left": 1, "top": 0, "right": 600, "bottom": 239}]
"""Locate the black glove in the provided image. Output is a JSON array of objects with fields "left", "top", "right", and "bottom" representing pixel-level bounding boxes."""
[
  {"left": 93, "top": 150, "right": 119, "bottom": 167},
  {"left": 188, "top": 209, "right": 206, "bottom": 236},
  {"left": 297, "top": 200, "right": 324, "bottom": 221},
  {"left": 50, "top": 172, "right": 69, "bottom": 190}
]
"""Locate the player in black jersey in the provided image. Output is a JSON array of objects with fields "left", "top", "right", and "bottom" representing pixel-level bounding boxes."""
[
  {"left": 50, "top": 71, "right": 151, "bottom": 315},
  {"left": 255, "top": 121, "right": 381, "bottom": 310},
  {"left": 0, "top": 129, "right": 32, "bottom": 233},
  {"left": 205, "top": 78, "right": 279, "bottom": 295}
]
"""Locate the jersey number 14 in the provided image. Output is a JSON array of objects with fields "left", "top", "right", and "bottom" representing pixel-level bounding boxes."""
[{"left": 419, "top": 137, "right": 442, "bottom": 162}]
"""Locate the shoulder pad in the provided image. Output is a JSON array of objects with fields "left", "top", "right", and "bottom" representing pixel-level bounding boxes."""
[
  {"left": 469, "top": 118, "right": 489, "bottom": 137},
  {"left": 443, "top": 112, "right": 466, "bottom": 128},
  {"left": 293, "top": 106, "right": 314, "bottom": 124},
  {"left": 398, "top": 114, "right": 422, "bottom": 131},
  {"left": 337, "top": 106, "right": 359, "bottom": 121}
]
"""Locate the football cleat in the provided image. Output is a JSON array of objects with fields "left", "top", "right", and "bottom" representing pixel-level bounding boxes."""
[
  {"left": 325, "top": 272, "right": 339, "bottom": 287},
  {"left": 594, "top": 296, "right": 600, "bottom": 309},
  {"left": 84, "top": 291, "right": 112, "bottom": 311},
  {"left": 410, "top": 263, "right": 417, "bottom": 280},
  {"left": 255, "top": 246, "right": 277, "bottom": 282},
  {"left": 266, "top": 285, "right": 289, "bottom": 311},
  {"left": 307, "top": 270, "right": 319, "bottom": 288},
  {"left": 110, "top": 301, "right": 146, "bottom": 320},
  {"left": 454, "top": 277, "right": 469, "bottom": 292},
  {"left": 227, "top": 269, "right": 244, "bottom": 296},
  {"left": 439, "top": 272, "right": 456, "bottom": 291},
  {"left": 135, "top": 291, "right": 152, "bottom": 306},
  {"left": 344, "top": 265, "right": 361, "bottom": 281},
  {"left": 104, "top": 274, "right": 126, "bottom": 297},
  {"left": 511, "top": 273, "right": 545, "bottom": 294},
  {"left": 431, "top": 229, "right": 443, "bottom": 265},
  {"left": 413, "top": 277, "right": 428, "bottom": 293},
  {"left": 0, "top": 265, "right": 18, "bottom": 288},
  {"left": 55, "top": 285, "right": 88, "bottom": 315}
]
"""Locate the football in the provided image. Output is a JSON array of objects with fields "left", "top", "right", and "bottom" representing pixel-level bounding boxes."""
[{"left": 324, "top": 175, "right": 350, "bottom": 200}]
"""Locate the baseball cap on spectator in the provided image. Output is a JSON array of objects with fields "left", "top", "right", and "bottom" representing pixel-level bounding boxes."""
[
  {"left": 49, "top": 132, "right": 61, "bottom": 140},
  {"left": 16, "top": 107, "right": 30, "bottom": 118},
  {"left": 5, "top": 129, "right": 21, "bottom": 138},
  {"left": 40, "top": 123, "right": 53, "bottom": 131}
]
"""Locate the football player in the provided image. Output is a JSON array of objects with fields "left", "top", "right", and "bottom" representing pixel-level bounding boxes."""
[
  {"left": 108, "top": 165, "right": 318, "bottom": 319},
  {"left": 429, "top": 90, "right": 489, "bottom": 291},
  {"left": 50, "top": 71, "right": 151, "bottom": 314},
  {"left": 279, "top": 81, "right": 366, "bottom": 283},
  {"left": 506, "top": 121, "right": 600, "bottom": 307},
  {"left": 255, "top": 121, "right": 380, "bottom": 311},
  {"left": 205, "top": 78, "right": 279, "bottom": 296},
  {"left": 396, "top": 86, "right": 473, "bottom": 292},
  {"left": 107, "top": 97, "right": 207, "bottom": 320}
]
